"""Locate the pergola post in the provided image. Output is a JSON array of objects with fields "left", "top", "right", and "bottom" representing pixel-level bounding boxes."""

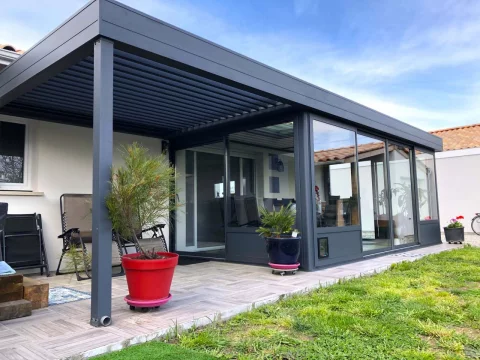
[{"left": 90, "top": 37, "right": 114, "bottom": 327}]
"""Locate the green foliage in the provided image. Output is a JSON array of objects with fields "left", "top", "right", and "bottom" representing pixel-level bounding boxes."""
[
  {"left": 94, "top": 341, "right": 217, "bottom": 360},
  {"left": 63, "top": 245, "right": 92, "bottom": 273},
  {"left": 256, "top": 204, "right": 296, "bottom": 238},
  {"left": 105, "top": 143, "right": 180, "bottom": 259}
]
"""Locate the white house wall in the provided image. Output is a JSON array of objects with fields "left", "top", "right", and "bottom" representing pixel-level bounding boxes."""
[
  {"left": 0, "top": 115, "right": 164, "bottom": 272},
  {"left": 436, "top": 148, "right": 480, "bottom": 232}
]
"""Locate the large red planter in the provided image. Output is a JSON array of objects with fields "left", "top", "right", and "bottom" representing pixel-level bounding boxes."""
[{"left": 121, "top": 252, "right": 179, "bottom": 301}]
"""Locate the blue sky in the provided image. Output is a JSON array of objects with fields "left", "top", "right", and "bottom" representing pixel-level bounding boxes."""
[{"left": 1, "top": 0, "right": 479, "bottom": 131}]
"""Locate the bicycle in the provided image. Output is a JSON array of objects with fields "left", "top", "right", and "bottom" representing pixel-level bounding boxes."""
[{"left": 472, "top": 213, "right": 480, "bottom": 235}]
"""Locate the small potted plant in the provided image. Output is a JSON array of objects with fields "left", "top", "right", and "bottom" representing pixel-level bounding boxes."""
[
  {"left": 444, "top": 215, "right": 464, "bottom": 244},
  {"left": 106, "top": 143, "right": 181, "bottom": 307},
  {"left": 256, "top": 204, "right": 301, "bottom": 265}
]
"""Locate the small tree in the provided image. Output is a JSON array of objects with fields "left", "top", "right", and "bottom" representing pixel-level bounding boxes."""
[
  {"left": 256, "top": 204, "right": 296, "bottom": 238},
  {"left": 106, "top": 143, "right": 179, "bottom": 259}
]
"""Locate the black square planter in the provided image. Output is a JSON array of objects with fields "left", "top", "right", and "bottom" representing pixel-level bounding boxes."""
[{"left": 444, "top": 227, "right": 464, "bottom": 243}]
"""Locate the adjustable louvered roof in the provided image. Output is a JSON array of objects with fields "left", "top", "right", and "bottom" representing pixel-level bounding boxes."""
[
  {"left": 0, "top": 0, "right": 442, "bottom": 150},
  {"left": 1, "top": 49, "right": 286, "bottom": 137}
]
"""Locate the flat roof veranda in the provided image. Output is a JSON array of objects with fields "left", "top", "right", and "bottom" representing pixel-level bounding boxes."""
[{"left": 0, "top": 0, "right": 443, "bottom": 327}]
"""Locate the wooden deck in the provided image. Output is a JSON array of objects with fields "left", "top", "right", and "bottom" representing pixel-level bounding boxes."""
[{"left": 0, "top": 243, "right": 460, "bottom": 360}]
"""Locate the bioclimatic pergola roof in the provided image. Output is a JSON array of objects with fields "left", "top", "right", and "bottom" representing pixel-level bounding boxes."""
[
  {"left": 2, "top": 49, "right": 288, "bottom": 137},
  {"left": 0, "top": 0, "right": 442, "bottom": 150}
]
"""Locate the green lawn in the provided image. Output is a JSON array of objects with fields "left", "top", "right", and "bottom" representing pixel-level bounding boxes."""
[{"left": 97, "top": 246, "right": 480, "bottom": 360}]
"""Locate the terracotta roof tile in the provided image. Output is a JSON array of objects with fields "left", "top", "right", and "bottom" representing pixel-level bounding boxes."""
[{"left": 430, "top": 123, "right": 480, "bottom": 151}]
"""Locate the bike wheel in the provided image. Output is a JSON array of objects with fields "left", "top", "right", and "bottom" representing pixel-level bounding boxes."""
[{"left": 472, "top": 215, "right": 480, "bottom": 236}]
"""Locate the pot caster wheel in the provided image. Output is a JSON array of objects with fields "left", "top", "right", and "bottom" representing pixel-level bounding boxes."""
[
  {"left": 292, "top": 271, "right": 297, "bottom": 275},
  {"left": 140, "top": 307, "right": 149, "bottom": 313},
  {"left": 154, "top": 306, "right": 160, "bottom": 309},
  {"left": 280, "top": 271, "right": 285, "bottom": 276},
  {"left": 129, "top": 305, "right": 135, "bottom": 311},
  {"left": 272, "top": 270, "right": 275, "bottom": 274}
]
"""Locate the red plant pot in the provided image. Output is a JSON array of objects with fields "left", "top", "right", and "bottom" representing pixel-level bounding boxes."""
[{"left": 121, "top": 252, "right": 179, "bottom": 301}]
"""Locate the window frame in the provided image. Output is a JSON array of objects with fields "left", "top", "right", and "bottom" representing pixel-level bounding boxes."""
[
  {"left": 311, "top": 115, "right": 360, "bottom": 229},
  {"left": 413, "top": 147, "right": 439, "bottom": 222},
  {"left": 0, "top": 117, "right": 31, "bottom": 191}
]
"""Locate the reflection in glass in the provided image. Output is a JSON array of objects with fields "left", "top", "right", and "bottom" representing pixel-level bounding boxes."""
[
  {"left": 228, "top": 123, "right": 296, "bottom": 228},
  {"left": 389, "top": 144, "right": 416, "bottom": 245},
  {"left": 357, "top": 134, "right": 391, "bottom": 252},
  {"left": 313, "top": 120, "right": 359, "bottom": 227},
  {"left": 415, "top": 151, "right": 438, "bottom": 220}
]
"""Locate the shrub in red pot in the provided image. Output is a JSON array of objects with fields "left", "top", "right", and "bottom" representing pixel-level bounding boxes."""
[{"left": 106, "top": 143, "right": 182, "bottom": 303}]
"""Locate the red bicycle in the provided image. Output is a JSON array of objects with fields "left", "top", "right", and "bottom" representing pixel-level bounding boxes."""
[{"left": 472, "top": 213, "right": 480, "bottom": 236}]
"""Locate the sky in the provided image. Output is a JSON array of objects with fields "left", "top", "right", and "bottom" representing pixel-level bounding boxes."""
[{"left": 1, "top": 0, "right": 479, "bottom": 131}]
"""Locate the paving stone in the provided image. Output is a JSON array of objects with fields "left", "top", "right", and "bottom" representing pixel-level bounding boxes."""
[
  {"left": 0, "top": 274, "right": 23, "bottom": 303},
  {"left": 23, "top": 277, "right": 49, "bottom": 310},
  {"left": 0, "top": 299, "right": 32, "bottom": 321}
]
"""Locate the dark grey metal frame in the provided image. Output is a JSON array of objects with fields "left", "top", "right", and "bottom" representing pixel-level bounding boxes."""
[{"left": 0, "top": 0, "right": 443, "bottom": 327}]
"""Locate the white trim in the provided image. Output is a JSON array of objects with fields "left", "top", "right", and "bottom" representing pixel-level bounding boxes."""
[
  {"left": 0, "top": 191, "right": 43, "bottom": 196},
  {"left": 435, "top": 147, "right": 480, "bottom": 159},
  {"left": 0, "top": 117, "right": 32, "bottom": 191}
]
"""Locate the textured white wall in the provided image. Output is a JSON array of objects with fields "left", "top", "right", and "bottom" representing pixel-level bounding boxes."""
[
  {"left": 436, "top": 148, "right": 480, "bottom": 232},
  {"left": 0, "top": 115, "right": 163, "bottom": 272}
]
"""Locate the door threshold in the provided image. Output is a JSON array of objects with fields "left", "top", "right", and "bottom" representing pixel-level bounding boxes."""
[{"left": 363, "top": 244, "right": 420, "bottom": 258}]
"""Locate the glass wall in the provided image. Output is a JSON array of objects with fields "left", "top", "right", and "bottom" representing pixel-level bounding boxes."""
[
  {"left": 313, "top": 120, "right": 359, "bottom": 227},
  {"left": 175, "top": 142, "right": 226, "bottom": 258},
  {"left": 389, "top": 144, "right": 416, "bottom": 246},
  {"left": 357, "top": 134, "right": 391, "bottom": 252},
  {"left": 415, "top": 151, "right": 438, "bottom": 221},
  {"left": 228, "top": 123, "right": 296, "bottom": 228}
]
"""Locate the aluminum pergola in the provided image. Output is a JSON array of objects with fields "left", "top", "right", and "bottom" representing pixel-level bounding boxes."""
[{"left": 0, "top": 0, "right": 442, "bottom": 327}]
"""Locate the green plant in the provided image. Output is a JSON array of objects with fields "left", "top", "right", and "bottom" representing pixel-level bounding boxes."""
[
  {"left": 256, "top": 204, "right": 296, "bottom": 238},
  {"left": 106, "top": 143, "right": 181, "bottom": 260},
  {"left": 446, "top": 215, "right": 464, "bottom": 229},
  {"left": 64, "top": 245, "right": 92, "bottom": 273}
]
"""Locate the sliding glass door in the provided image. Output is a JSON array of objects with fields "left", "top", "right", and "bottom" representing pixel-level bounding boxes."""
[
  {"left": 388, "top": 143, "right": 417, "bottom": 246},
  {"left": 358, "top": 135, "right": 418, "bottom": 252},
  {"left": 358, "top": 134, "right": 391, "bottom": 252},
  {"left": 175, "top": 142, "right": 226, "bottom": 258}
]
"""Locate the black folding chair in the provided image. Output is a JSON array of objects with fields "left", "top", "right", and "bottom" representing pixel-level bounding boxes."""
[{"left": 2, "top": 213, "right": 50, "bottom": 276}]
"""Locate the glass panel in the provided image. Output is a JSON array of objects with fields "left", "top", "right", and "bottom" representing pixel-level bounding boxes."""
[
  {"left": 0, "top": 122, "right": 25, "bottom": 184},
  {"left": 228, "top": 122, "right": 295, "bottom": 228},
  {"left": 415, "top": 151, "right": 438, "bottom": 220},
  {"left": 313, "top": 120, "right": 359, "bottom": 227},
  {"left": 357, "top": 134, "right": 391, "bottom": 252},
  {"left": 175, "top": 142, "right": 225, "bottom": 258},
  {"left": 389, "top": 144, "right": 416, "bottom": 245}
]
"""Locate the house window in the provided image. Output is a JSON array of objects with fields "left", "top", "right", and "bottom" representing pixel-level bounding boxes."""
[
  {"left": 415, "top": 150, "right": 438, "bottom": 220},
  {"left": 0, "top": 121, "right": 26, "bottom": 187}
]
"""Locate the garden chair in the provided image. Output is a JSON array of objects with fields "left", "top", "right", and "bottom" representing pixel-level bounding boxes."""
[
  {"left": 56, "top": 194, "right": 168, "bottom": 281},
  {"left": 56, "top": 193, "right": 125, "bottom": 281}
]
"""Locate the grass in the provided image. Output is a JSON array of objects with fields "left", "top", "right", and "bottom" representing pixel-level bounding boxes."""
[{"left": 96, "top": 246, "right": 480, "bottom": 360}]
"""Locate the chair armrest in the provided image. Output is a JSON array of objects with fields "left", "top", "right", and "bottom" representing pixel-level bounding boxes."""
[
  {"left": 57, "top": 228, "right": 79, "bottom": 239},
  {"left": 142, "top": 224, "right": 165, "bottom": 233}
]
